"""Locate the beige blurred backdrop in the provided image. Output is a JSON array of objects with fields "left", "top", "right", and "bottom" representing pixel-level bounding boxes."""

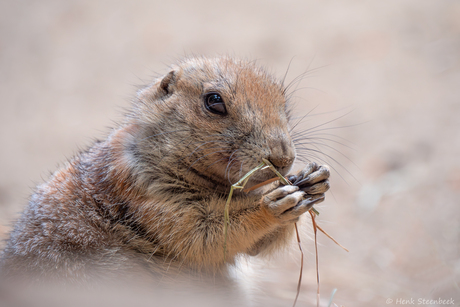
[{"left": 1, "top": 0, "right": 459, "bottom": 306}]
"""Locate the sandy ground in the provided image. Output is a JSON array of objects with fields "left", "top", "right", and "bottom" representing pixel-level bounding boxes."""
[{"left": 1, "top": 0, "right": 459, "bottom": 306}]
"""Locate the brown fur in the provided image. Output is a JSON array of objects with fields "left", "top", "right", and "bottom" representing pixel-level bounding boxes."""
[{"left": 0, "top": 56, "right": 327, "bottom": 284}]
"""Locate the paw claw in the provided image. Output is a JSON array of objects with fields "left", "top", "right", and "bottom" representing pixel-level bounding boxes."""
[{"left": 262, "top": 162, "right": 330, "bottom": 225}]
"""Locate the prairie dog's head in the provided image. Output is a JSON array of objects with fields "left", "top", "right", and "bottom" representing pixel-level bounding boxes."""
[{"left": 129, "top": 56, "right": 295, "bottom": 189}]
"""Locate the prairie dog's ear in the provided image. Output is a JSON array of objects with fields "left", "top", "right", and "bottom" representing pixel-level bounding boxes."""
[
  {"left": 159, "top": 70, "right": 176, "bottom": 95},
  {"left": 137, "top": 65, "right": 182, "bottom": 102}
]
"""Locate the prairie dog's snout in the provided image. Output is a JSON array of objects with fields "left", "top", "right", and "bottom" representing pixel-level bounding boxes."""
[{"left": 266, "top": 131, "right": 295, "bottom": 174}]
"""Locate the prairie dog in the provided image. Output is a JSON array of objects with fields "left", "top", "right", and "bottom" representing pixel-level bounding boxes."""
[{"left": 0, "top": 56, "right": 330, "bottom": 283}]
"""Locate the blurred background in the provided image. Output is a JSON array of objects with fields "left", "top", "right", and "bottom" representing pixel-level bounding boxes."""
[{"left": 1, "top": 0, "right": 459, "bottom": 306}]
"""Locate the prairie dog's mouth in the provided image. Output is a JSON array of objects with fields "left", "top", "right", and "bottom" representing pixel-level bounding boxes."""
[{"left": 231, "top": 157, "right": 294, "bottom": 187}]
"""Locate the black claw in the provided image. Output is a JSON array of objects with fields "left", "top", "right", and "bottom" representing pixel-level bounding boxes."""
[
  {"left": 302, "top": 194, "right": 325, "bottom": 204},
  {"left": 312, "top": 195, "right": 325, "bottom": 203},
  {"left": 297, "top": 198, "right": 316, "bottom": 211},
  {"left": 286, "top": 175, "right": 297, "bottom": 184},
  {"left": 294, "top": 176, "right": 313, "bottom": 187}
]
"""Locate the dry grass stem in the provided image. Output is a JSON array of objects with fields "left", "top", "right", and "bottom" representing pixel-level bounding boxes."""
[
  {"left": 310, "top": 210, "right": 320, "bottom": 307},
  {"left": 316, "top": 225, "right": 349, "bottom": 252},
  {"left": 224, "top": 159, "right": 347, "bottom": 307},
  {"left": 292, "top": 223, "right": 304, "bottom": 307}
]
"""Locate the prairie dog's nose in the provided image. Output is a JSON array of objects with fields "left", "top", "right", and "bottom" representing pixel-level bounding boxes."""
[
  {"left": 269, "top": 155, "right": 294, "bottom": 169},
  {"left": 267, "top": 133, "right": 295, "bottom": 173}
]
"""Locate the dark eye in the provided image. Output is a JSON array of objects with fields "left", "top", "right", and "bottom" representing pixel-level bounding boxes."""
[{"left": 204, "top": 93, "right": 227, "bottom": 115}]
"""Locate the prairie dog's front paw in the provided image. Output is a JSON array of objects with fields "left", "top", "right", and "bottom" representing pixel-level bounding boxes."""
[
  {"left": 288, "top": 162, "right": 330, "bottom": 196},
  {"left": 261, "top": 185, "right": 324, "bottom": 224}
]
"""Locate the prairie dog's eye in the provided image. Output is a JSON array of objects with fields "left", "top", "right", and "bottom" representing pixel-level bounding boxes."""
[{"left": 204, "top": 93, "right": 227, "bottom": 115}]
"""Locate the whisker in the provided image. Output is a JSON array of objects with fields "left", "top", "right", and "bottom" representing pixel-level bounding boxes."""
[
  {"left": 284, "top": 63, "right": 329, "bottom": 97},
  {"left": 225, "top": 150, "right": 239, "bottom": 177},
  {"left": 281, "top": 56, "right": 296, "bottom": 88},
  {"left": 238, "top": 162, "right": 244, "bottom": 180},
  {"left": 295, "top": 140, "right": 359, "bottom": 169},
  {"left": 283, "top": 55, "right": 320, "bottom": 95},
  {"left": 291, "top": 109, "right": 356, "bottom": 139},
  {"left": 297, "top": 132, "right": 358, "bottom": 147},
  {"left": 295, "top": 147, "right": 359, "bottom": 184},
  {"left": 290, "top": 105, "right": 356, "bottom": 120},
  {"left": 225, "top": 151, "right": 240, "bottom": 184},
  {"left": 285, "top": 86, "right": 326, "bottom": 102},
  {"left": 289, "top": 104, "right": 321, "bottom": 133},
  {"left": 294, "top": 136, "right": 356, "bottom": 151},
  {"left": 295, "top": 153, "right": 349, "bottom": 185},
  {"left": 292, "top": 120, "right": 369, "bottom": 140}
]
